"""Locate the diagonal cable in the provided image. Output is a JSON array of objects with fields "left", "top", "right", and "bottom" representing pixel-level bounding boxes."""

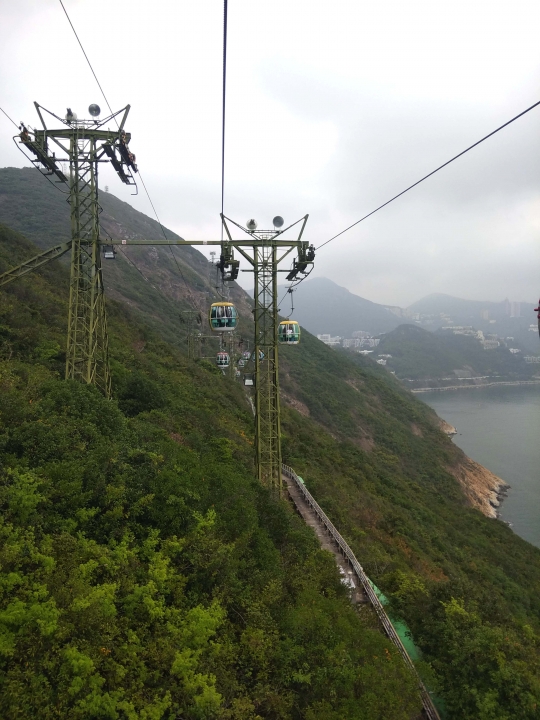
[
  {"left": 317, "top": 99, "right": 540, "bottom": 250},
  {"left": 58, "top": 0, "right": 115, "bottom": 119},
  {"left": 58, "top": 0, "right": 198, "bottom": 308},
  {"left": 0, "top": 106, "right": 19, "bottom": 129}
]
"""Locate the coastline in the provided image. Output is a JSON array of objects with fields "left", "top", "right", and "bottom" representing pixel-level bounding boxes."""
[
  {"left": 436, "top": 414, "right": 510, "bottom": 519},
  {"left": 449, "top": 455, "right": 510, "bottom": 519},
  {"left": 411, "top": 379, "right": 540, "bottom": 394}
]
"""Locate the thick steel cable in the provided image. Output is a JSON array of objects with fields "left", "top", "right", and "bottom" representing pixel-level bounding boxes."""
[
  {"left": 317, "top": 99, "right": 540, "bottom": 250},
  {"left": 58, "top": 0, "right": 116, "bottom": 120},
  {"left": 221, "top": 0, "right": 228, "bottom": 241},
  {"left": 0, "top": 107, "right": 19, "bottom": 129},
  {"left": 58, "top": 0, "right": 197, "bottom": 308}
]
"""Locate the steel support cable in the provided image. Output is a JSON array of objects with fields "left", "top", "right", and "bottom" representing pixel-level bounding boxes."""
[
  {"left": 221, "top": 0, "right": 228, "bottom": 242},
  {"left": 317, "top": 99, "right": 540, "bottom": 251},
  {"left": 58, "top": 0, "right": 199, "bottom": 311},
  {"left": 0, "top": 106, "right": 18, "bottom": 129},
  {"left": 125, "top": 169, "right": 198, "bottom": 309},
  {"left": 58, "top": 0, "right": 115, "bottom": 121},
  {"left": 278, "top": 264, "right": 314, "bottom": 310}
]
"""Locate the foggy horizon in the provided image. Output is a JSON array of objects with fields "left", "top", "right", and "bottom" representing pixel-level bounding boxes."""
[{"left": 1, "top": 0, "right": 539, "bottom": 306}]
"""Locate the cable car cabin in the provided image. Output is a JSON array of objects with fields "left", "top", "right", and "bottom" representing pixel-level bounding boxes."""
[
  {"left": 216, "top": 351, "right": 230, "bottom": 368},
  {"left": 242, "top": 350, "right": 251, "bottom": 360},
  {"left": 243, "top": 373, "right": 254, "bottom": 387},
  {"left": 237, "top": 358, "right": 246, "bottom": 368},
  {"left": 209, "top": 302, "right": 238, "bottom": 332},
  {"left": 278, "top": 320, "right": 300, "bottom": 344},
  {"left": 103, "top": 246, "right": 116, "bottom": 260}
]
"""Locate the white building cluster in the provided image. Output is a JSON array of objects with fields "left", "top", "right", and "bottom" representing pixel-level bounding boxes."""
[{"left": 317, "top": 332, "right": 380, "bottom": 350}]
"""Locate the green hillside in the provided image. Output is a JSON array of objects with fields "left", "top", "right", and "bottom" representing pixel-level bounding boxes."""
[
  {"left": 0, "top": 167, "right": 252, "bottom": 347},
  {"left": 0, "top": 224, "right": 422, "bottom": 719},
  {"left": 377, "top": 323, "right": 537, "bottom": 385},
  {"left": 2, "top": 177, "right": 540, "bottom": 720}
]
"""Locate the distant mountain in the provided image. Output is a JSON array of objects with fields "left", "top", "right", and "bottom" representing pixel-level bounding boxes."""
[
  {"left": 279, "top": 277, "right": 402, "bottom": 337},
  {"left": 408, "top": 292, "right": 536, "bottom": 319},
  {"left": 407, "top": 292, "right": 538, "bottom": 353},
  {"left": 377, "top": 323, "right": 537, "bottom": 387}
]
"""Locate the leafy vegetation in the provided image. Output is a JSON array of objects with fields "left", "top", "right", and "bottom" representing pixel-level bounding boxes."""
[
  {"left": 0, "top": 224, "right": 422, "bottom": 719},
  {"left": 3, "top": 169, "right": 540, "bottom": 719},
  {"left": 280, "top": 332, "right": 540, "bottom": 718}
]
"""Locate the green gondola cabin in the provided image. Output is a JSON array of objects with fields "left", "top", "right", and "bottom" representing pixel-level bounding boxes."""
[
  {"left": 278, "top": 320, "right": 300, "bottom": 344},
  {"left": 209, "top": 302, "right": 238, "bottom": 332},
  {"left": 216, "top": 351, "right": 230, "bottom": 368}
]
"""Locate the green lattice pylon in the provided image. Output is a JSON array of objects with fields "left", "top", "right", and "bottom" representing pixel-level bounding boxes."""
[
  {"left": 253, "top": 242, "right": 282, "bottom": 490},
  {"left": 65, "top": 132, "right": 111, "bottom": 397},
  {"left": 220, "top": 214, "right": 312, "bottom": 494},
  {"left": 19, "top": 102, "right": 136, "bottom": 398}
]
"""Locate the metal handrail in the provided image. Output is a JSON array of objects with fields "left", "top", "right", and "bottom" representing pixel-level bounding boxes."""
[{"left": 282, "top": 464, "right": 440, "bottom": 720}]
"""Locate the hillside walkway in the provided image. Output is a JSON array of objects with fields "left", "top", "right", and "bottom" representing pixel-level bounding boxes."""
[{"left": 282, "top": 464, "right": 440, "bottom": 720}]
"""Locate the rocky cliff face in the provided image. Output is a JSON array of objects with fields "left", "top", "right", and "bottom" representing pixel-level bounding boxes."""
[{"left": 449, "top": 456, "right": 509, "bottom": 518}]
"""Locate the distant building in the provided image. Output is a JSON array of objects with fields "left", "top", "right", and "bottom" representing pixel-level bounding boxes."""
[
  {"left": 524, "top": 356, "right": 540, "bottom": 363},
  {"left": 352, "top": 330, "right": 371, "bottom": 339},
  {"left": 378, "top": 354, "right": 392, "bottom": 359},
  {"left": 443, "top": 325, "right": 476, "bottom": 336},
  {"left": 482, "top": 340, "right": 499, "bottom": 350},
  {"left": 510, "top": 302, "right": 521, "bottom": 318},
  {"left": 357, "top": 350, "right": 373, "bottom": 355},
  {"left": 376, "top": 358, "right": 387, "bottom": 366},
  {"left": 509, "top": 348, "right": 521, "bottom": 354},
  {"left": 351, "top": 337, "right": 380, "bottom": 348},
  {"left": 343, "top": 338, "right": 362, "bottom": 348},
  {"left": 382, "top": 306, "right": 411, "bottom": 318},
  {"left": 480, "top": 309, "right": 489, "bottom": 321},
  {"left": 317, "top": 334, "right": 342, "bottom": 347}
]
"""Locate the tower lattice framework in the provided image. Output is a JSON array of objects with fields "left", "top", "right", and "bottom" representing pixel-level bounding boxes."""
[
  {"left": 253, "top": 242, "right": 281, "bottom": 489},
  {"left": 66, "top": 130, "right": 111, "bottom": 396}
]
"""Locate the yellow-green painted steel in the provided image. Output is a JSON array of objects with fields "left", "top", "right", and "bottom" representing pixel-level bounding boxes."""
[{"left": 64, "top": 130, "right": 111, "bottom": 397}]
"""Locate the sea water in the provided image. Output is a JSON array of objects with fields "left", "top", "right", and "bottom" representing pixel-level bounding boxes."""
[{"left": 420, "top": 385, "right": 540, "bottom": 549}]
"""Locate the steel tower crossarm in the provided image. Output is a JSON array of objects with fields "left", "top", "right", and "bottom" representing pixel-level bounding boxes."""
[{"left": 0, "top": 241, "right": 72, "bottom": 288}]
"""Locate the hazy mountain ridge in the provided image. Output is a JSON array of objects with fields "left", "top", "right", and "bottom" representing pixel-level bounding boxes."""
[
  {"left": 376, "top": 323, "right": 538, "bottom": 387},
  {"left": 278, "top": 276, "right": 402, "bottom": 337}
]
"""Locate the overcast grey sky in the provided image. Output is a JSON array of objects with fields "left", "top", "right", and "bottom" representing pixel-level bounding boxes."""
[{"left": 1, "top": 0, "right": 539, "bottom": 306}]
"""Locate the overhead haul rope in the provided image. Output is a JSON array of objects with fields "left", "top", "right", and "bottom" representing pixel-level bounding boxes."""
[
  {"left": 317, "top": 99, "right": 540, "bottom": 250},
  {"left": 0, "top": 106, "right": 18, "bottom": 129},
  {"left": 58, "top": 0, "right": 115, "bottom": 119},
  {"left": 57, "top": 0, "right": 199, "bottom": 309},
  {"left": 221, "top": 0, "right": 228, "bottom": 242}
]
